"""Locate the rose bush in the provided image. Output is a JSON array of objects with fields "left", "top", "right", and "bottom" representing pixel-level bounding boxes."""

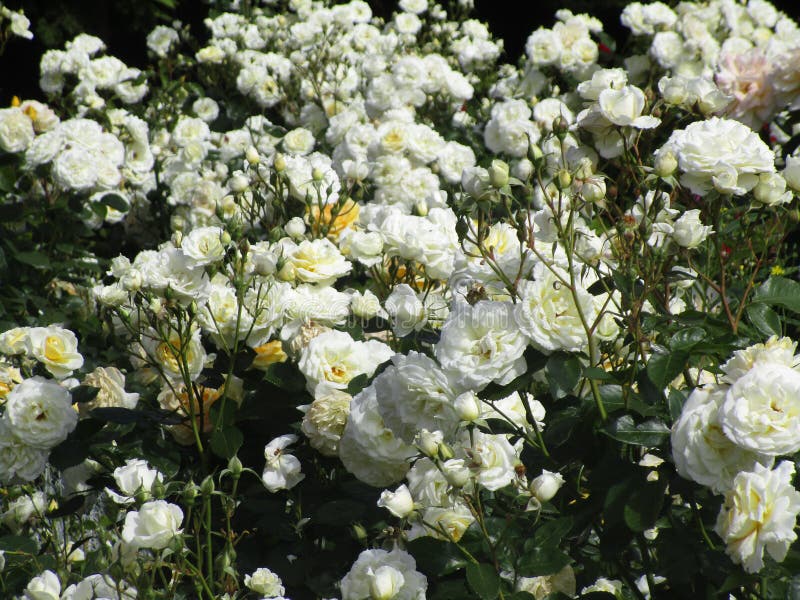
[{"left": 2, "top": 0, "right": 800, "bottom": 598}]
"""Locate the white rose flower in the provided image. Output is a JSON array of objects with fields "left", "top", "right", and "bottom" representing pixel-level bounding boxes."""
[
  {"left": 139, "top": 327, "right": 206, "bottom": 384},
  {"left": 52, "top": 146, "right": 97, "bottom": 191},
  {"left": 24, "top": 570, "right": 61, "bottom": 600},
  {"left": 192, "top": 97, "right": 219, "bottom": 123},
  {"left": 300, "top": 386, "right": 352, "bottom": 456},
  {"left": 340, "top": 548, "right": 427, "bottom": 600},
  {"left": 671, "top": 384, "right": 772, "bottom": 493},
  {"left": 515, "top": 263, "right": 603, "bottom": 355},
  {"left": 245, "top": 567, "right": 285, "bottom": 597},
  {"left": 721, "top": 336, "right": 797, "bottom": 384},
  {"left": 2, "top": 491, "right": 47, "bottom": 532},
  {"left": 752, "top": 172, "right": 792, "bottom": 206},
  {"left": 461, "top": 430, "right": 518, "bottom": 491},
  {"left": 0, "top": 107, "right": 35, "bottom": 153},
  {"left": 262, "top": 434, "right": 305, "bottom": 492},
  {"left": 349, "top": 289, "right": 385, "bottom": 320},
  {"left": 530, "top": 469, "right": 565, "bottom": 502},
  {"left": 526, "top": 28, "right": 562, "bottom": 66},
  {"left": 285, "top": 238, "right": 351, "bottom": 286},
  {"left": 121, "top": 500, "right": 184, "bottom": 551},
  {"left": 715, "top": 461, "right": 800, "bottom": 573},
  {"left": 435, "top": 301, "right": 527, "bottom": 390},
  {"left": 655, "top": 117, "right": 775, "bottom": 196},
  {"left": 181, "top": 226, "right": 227, "bottom": 267},
  {"left": 60, "top": 574, "right": 136, "bottom": 600},
  {"left": 106, "top": 459, "right": 163, "bottom": 505},
  {"left": 339, "top": 230, "right": 384, "bottom": 267},
  {"left": 385, "top": 285, "right": 426, "bottom": 337},
  {"left": 373, "top": 351, "right": 462, "bottom": 443},
  {"left": 719, "top": 363, "right": 800, "bottom": 456},
  {"left": 0, "top": 421, "right": 48, "bottom": 482},
  {"left": 283, "top": 127, "right": 315, "bottom": 155},
  {"left": 671, "top": 209, "right": 713, "bottom": 248},
  {"left": 377, "top": 484, "right": 415, "bottom": 518},
  {"left": 23, "top": 325, "right": 84, "bottom": 379},
  {"left": 146, "top": 25, "right": 179, "bottom": 57},
  {"left": 80, "top": 366, "right": 139, "bottom": 415},
  {"left": 783, "top": 155, "right": 800, "bottom": 192},
  {"left": 597, "top": 85, "right": 660, "bottom": 129},
  {"left": 3, "top": 377, "right": 77, "bottom": 449},
  {"left": 298, "top": 330, "right": 392, "bottom": 397},
  {"left": 339, "top": 385, "right": 415, "bottom": 487},
  {"left": 413, "top": 503, "right": 476, "bottom": 542}
]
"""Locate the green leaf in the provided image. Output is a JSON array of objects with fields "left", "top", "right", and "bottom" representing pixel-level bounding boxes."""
[
  {"left": 746, "top": 303, "right": 782, "bottom": 338},
  {"left": 100, "top": 193, "right": 130, "bottom": 213},
  {"left": 669, "top": 327, "right": 706, "bottom": 350},
  {"left": 0, "top": 535, "right": 38, "bottom": 554},
  {"left": 752, "top": 276, "right": 800, "bottom": 313},
  {"left": 70, "top": 385, "right": 100, "bottom": 404},
  {"left": 407, "top": 537, "right": 468, "bottom": 576},
  {"left": 210, "top": 426, "right": 243, "bottom": 459},
  {"left": 14, "top": 251, "right": 51, "bottom": 268},
  {"left": 545, "top": 353, "right": 583, "bottom": 399},
  {"left": 646, "top": 347, "right": 688, "bottom": 389},
  {"left": 533, "top": 518, "right": 573, "bottom": 547},
  {"left": 314, "top": 500, "right": 366, "bottom": 525},
  {"left": 507, "top": 594, "right": 536, "bottom": 600},
  {"left": 466, "top": 563, "right": 501, "bottom": 600},
  {"left": 517, "top": 547, "right": 571, "bottom": 577},
  {"left": 263, "top": 362, "right": 306, "bottom": 392},
  {"left": 346, "top": 373, "right": 369, "bottom": 395},
  {"left": 623, "top": 480, "right": 667, "bottom": 531},
  {"left": 601, "top": 415, "right": 670, "bottom": 447}
]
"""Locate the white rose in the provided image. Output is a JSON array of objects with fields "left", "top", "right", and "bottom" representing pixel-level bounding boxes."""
[
  {"left": 298, "top": 330, "right": 392, "bottom": 397},
  {"left": 80, "top": 366, "right": 139, "bottom": 415},
  {"left": 413, "top": 503, "right": 475, "bottom": 542},
  {"left": 373, "top": 351, "right": 461, "bottom": 444},
  {"left": 286, "top": 238, "right": 351, "bottom": 286},
  {"left": 377, "top": 484, "right": 415, "bottom": 518},
  {"left": 530, "top": 469, "right": 565, "bottom": 503},
  {"left": 121, "top": 500, "right": 183, "bottom": 550},
  {"left": 2, "top": 491, "right": 47, "bottom": 532},
  {"left": 435, "top": 301, "right": 527, "bottom": 390},
  {"left": 60, "top": 574, "right": 136, "bottom": 600},
  {"left": 283, "top": 127, "right": 315, "bottom": 155},
  {"left": 721, "top": 336, "right": 798, "bottom": 385},
  {"left": 338, "top": 385, "right": 415, "bottom": 487},
  {"left": 181, "top": 226, "right": 227, "bottom": 267},
  {"left": 671, "top": 209, "right": 712, "bottom": 248},
  {"left": 349, "top": 289, "right": 385, "bottom": 320},
  {"left": 715, "top": 461, "right": 800, "bottom": 573},
  {"left": 385, "top": 285, "right": 426, "bottom": 337},
  {"left": 301, "top": 386, "right": 352, "bottom": 456},
  {"left": 340, "top": 548, "right": 427, "bottom": 600},
  {"left": 3, "top": 377, "right": 77, "bottom": 449},
  {"left": 262, "top": 434, "right": 305, "bottom": 492},
  {"left": 719, "top": 363, "right": 800, "bottom": 456},
  {"left": 783, "top": 155, "right": 800, "bottom": 192},
  {"left": 53, "top": 147, "right": 97, "bottom": 191},
  {"left": 461, "top": 430, "right": 518, "bottom": 491},
  {"left": 245, "top": 568, "right": 285, "bottom": 597},
  {"left": 0, "top": 107, "right": 35, "bottom": 153},
  {"left": 671, "top": 384, "right": 772, "bottom": 493},
  {"left": 0, "top": 421, "right": 48, "bottom": 481},
  {"left": 597, "top": 85, "right": 660, "bottom": 129},
  {"left": 146, "top": 25, "right": 179, "bottom": 57},
  {"left": 24, "top": 570, "right": 61, "bottom": 600},
  {"left": 106, "top": 458, "right": 163, "bottom": 504},
  {"left": 526, "top": 28, "right": 562, "bottom": 65},
  {"left": 657, "top": 117, "right": 775, "bottom": 197},
  {"left": 339, "top": 230, "right": 384, "bottom": 267},
  {"left": 752, "top": 172, "right": 792, "bottom": 206}
]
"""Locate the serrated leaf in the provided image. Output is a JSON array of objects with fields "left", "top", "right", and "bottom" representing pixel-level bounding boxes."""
[
  {"left": 623, "top": 480, "right": 667, "bottom": 531},
  {"left": 669, "top": 327, "right": 706, "bottom": 350},
  {"left": 752, "top": 276, "right": 800, "bottom": 313},
  {"left": 746, "top": 303, "right": 782, "bottom": 338},
  {"left": 517, "top": 547, "right": 571, "bottom": 577},
  {"left": 646, "top": 348, "right": 688, "bottom": 389},
  {"left": 70, "top": 385, "right": 100, "bottom": 404},
  {"left": 101, "top": 193, "right": 130, "bottom": 213},
  {"left": 210, "top": 426, "right": 243, "bottom": 459},
  {"left": 545, "top": 353, "right": 582, "bottom": 399},
  {"left": 14, "top": 251, "right": 50, "bottom": 268},
  {"left": 533, "top": 518, "right": 573, "bottom": 547},
  {"left": 466, "top": 563, "right": 500, "bottom": 600},
  {"left": 601, "top": 415, "right": 670, "bottom": 447}
]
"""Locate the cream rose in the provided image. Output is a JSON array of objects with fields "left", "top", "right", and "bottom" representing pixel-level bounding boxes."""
[{"left": 121, "top": 500, "right": 184, "bottom": 550}]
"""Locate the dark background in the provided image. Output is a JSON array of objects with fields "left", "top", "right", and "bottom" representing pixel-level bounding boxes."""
[{"left": 2, "top": 0, "right": 800, "bottom": 104}]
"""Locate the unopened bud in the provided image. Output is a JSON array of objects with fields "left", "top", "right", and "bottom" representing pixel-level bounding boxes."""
[
  {"left": 245, "top": 145, "right": 260, "bottom": 165},
  {"left": 454, "top": 391, "right": 482, "bottom": 422},
  {"left": 552, "top": 116, "right": 569, "bottom": 139},
  {"left": 654, "top": 150, "right": 677, "bottom": 178},
  {"left": 228, "top": 455, "right": 243, "bottom": 479},
  {"left": 312, "top": 167, "right": 325, "bottom": 182},
  {"left": 530, "top": 469, "right": 565, "bottom": 503},
  {"left": 277, "top": 262, "right": 296, "bottom": 282},
  {"left": 488, "top": 159, "right": 510, "bottom": 188},
  {"left": 273, "top": 153, "right": 286, "bottom": 172},
  {"left": 285, "top": 216, "right": 306, "bottom": 239},
  {"left": 442, "top": 458, "right": 470, "bottom": 488},
  {"left": 200, "top": 475, "right": 215, "bottom": 496},
  {"left": 415, "top": 429, "right": 443, "bottom": 458},
  {"left": 528, "top": 143, "right": 544, "bottom": 164},
  {"left": 182, "top": 481, "right": 199, "bottom": 506},
  {"left": 555, "top": 169, "right": 572, "bottom": 190},
  {"left": 171, "top": 231, "right": 183, "bottom": 248}
]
